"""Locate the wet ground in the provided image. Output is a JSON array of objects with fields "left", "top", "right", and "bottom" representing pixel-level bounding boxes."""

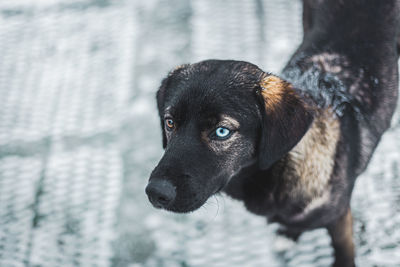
[{"left": 0, "top": 0, "right": 399, "bottom": 266}]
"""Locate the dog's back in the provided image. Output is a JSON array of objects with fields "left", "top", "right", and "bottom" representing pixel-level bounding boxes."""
[
  {"left": 272, "top": 2, "right": 400, "bottom": 265},
  {"left": 284, "top": 0, "right": 400, "bottom": 177}
]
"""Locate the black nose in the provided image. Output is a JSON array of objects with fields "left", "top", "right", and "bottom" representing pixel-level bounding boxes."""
[{"left": 145, "top": 179, "right": 176, "bottom": 208}]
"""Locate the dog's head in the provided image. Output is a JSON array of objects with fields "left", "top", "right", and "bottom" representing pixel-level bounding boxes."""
[{"left": 145, "top": 60, "right": 313, "bottom": 212}]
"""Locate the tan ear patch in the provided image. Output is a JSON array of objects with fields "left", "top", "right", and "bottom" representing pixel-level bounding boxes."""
[{"left": 260, "top": 75, "right": 293, "bottom": 113}]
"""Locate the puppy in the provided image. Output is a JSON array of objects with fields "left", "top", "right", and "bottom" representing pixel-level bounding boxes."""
[{"left": 145, "top": 0, "right": 400, "bottom": 266}]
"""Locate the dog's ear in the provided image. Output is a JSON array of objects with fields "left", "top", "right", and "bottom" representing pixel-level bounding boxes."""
[
  {"left": 257, "top": 74, "right": 314, "bottom": 170},
  {"left": 156, "top": 64, "right": 190, "bottom": 148}
]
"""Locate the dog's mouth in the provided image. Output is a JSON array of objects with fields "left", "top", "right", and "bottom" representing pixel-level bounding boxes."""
[
  {"left": 155, "top": 197, "right": 208, "bottom": 213},
  {"left": 146, "top": 172, "right": 227, "bottom": 213},
  {"left": 213, "top": 183, "right": 226, "bottom": 195},
  {"left": 167, "top": 201, "right": 205, "bottom": 213},
  {"left": 146, "top": 184, "right": 211, "bottom": 213}
]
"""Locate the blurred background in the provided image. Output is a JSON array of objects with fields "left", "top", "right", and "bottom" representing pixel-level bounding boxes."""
[{"left": 0, "top": 0, "right": 399, "bottom": 266}]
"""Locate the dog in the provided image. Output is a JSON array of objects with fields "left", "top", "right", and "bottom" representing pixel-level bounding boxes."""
[{"left": 145, "top": 0, "right": 400, "bottom": 266}]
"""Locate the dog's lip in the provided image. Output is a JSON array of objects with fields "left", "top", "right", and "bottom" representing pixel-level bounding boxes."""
[
  {"left": 214, "top": 183, "right": 226, "bottom": 194},
  {"left": 147, "top": 193, "right": 167, "bottom": 209},
  {"left": 163, "top": 185, "right": 225, "bottom": 212},
  {"left": 162, "top": 198, "right": 208, "bottom": 213},
  {"left": 150, "top": 201, "right": 164, "bottom": 209}
]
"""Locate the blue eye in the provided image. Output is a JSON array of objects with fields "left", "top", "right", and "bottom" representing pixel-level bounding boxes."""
[{"left": 215, "top": 127, "right": 231, "bottom": 139}]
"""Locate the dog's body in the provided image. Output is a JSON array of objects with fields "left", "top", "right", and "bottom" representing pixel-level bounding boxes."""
[{"left": 146, "top": 1, "right": 400, "bottom": 266}]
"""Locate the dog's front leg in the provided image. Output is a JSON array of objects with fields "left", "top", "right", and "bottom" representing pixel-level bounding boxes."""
[{"left": 327, "top": 207, "right": 355, "bottom": 267}]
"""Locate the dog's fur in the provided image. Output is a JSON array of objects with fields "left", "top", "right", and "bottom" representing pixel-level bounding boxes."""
[{"left": 146, "top": 0, "right": 400, "bottom": 266}]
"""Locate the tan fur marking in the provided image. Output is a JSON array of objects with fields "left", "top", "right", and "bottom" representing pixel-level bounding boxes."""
[
  {"left": 283, "top": 108, "right": 340, "bottom": 201},
  {"left": 202, "top": 131, "right": 240, "bottom": 155},
  {"left": 220, "top": 115, "right": 240, "bottom": 129},
  {"left": 201, "top": 115, "right": 241, "bottom": 154},
  {"left": 173, "top": 64, "right": 186, "bottom": 71},
  {"left": 260, "top": 75, "right": 292, "bottom": 113},
  {"left": 168, "top": 64, "right": 189, "bottom": 77},
  {"left": 309, "top": 52, "right": 345, "bottom": 73}
]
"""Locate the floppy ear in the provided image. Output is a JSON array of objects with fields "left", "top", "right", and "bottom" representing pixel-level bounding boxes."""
[
  {"left": 156, "top": 64, "right": 190, "bottom": 148},
  {"left": 257, "top": 74, "right": 314, "bottom": 170}
]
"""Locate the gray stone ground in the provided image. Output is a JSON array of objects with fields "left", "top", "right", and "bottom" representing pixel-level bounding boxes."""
[{"left": 0, "top": 0, "right": 399, "bottom": 266}]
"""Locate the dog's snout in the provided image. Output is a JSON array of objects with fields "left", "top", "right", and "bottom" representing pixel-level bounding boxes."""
[{"left": 145, "top": 179, "right": 176, "bottom": 208}]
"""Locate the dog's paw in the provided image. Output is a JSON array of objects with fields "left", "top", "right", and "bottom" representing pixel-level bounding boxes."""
[
  {"left": 273, "top": 226, "right": 302, "bottom": 253},
  {"left": 273, "top": 234, "right": 297, "bottom": 253},
  {"left": 276, "top": 227, "right": 302, "bottom": 241}
]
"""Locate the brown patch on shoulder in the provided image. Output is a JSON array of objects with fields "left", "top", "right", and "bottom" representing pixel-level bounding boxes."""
[
  {"left": 309, "top": 53, "right": 346, "bottom": 74},
  {"left": 260, "top": 75, "right": 294, "bottom": 113},
  {"left": 282, "top": 108, "right": 340, "bottom": 202}
]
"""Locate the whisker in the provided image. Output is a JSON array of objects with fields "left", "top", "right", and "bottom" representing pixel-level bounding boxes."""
[{"left": 213, "top": 195, "right": 220, "bottom": 218}]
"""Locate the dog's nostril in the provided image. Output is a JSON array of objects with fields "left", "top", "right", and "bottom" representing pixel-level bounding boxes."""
[
  {"left": 145, "top": 179, "right": 176, "bottom": 208},
  {"left": 157, "top": 196, "right": 169, "bottom": 205}
]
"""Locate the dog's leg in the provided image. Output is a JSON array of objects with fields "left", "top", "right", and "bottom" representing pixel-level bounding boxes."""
[
  {"left": 327, "top": 207, "right": 355, "bottom": 267},
  {"left": 397, "top": 34, "right": 400, "bottom": 56},
  {"left": 277, "top": 226, "right": 302, "bottom": 241}
]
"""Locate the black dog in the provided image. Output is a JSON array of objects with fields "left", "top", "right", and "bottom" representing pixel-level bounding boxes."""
[{"left": 145, "top": 1, "right": 400, "bottom": 266}]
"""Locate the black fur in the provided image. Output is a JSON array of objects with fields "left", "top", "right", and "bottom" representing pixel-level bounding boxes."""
[{"left": 146, "top": 1, "right": 400, "bottom": 266}]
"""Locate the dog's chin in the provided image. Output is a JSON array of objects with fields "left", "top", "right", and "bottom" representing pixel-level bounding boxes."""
[
  {"left": 162, "top": 186, "right": 227, "bottom": 213},
  {"left": 160, "top": 199, "right": 208, "bottom": 213}
]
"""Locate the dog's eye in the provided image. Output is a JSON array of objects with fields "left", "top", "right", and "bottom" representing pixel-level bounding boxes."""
[
  {"left": 165, "top": 118, "right": 175, "bottom": 130},
  {"left": 214, "top": 127, "right": 232, "bottom": 139}
]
